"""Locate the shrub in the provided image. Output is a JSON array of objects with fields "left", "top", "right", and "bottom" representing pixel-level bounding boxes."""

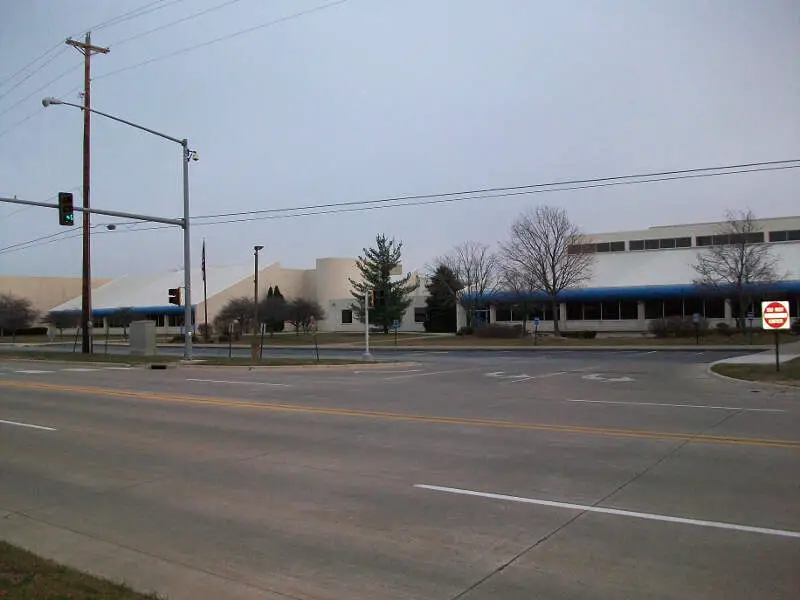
[
  {"left": 650, "top": 316, "right": 708, "bottom": 338},
  {"left": 169, "top": 334, "right": 199, "bottom": 343},
  {"left": 474, "top": 324, "right": 524, "bottom": 338},
  {"left": 456, "top": 326, "right": 474, "bottom": 336},
  {"left": 716, "top": 322, "right": 733, "bottom": 338},
  {"left": 561, "top": 330, "right": 597, "bottom": 339}
]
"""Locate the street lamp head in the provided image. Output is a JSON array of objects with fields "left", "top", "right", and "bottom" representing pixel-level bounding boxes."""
[
  {"left": 254, "top": 245, "right": 264, "bottom": 252},
  {"left": 41, "top": 97, "right": 63, "bottom": 107}
]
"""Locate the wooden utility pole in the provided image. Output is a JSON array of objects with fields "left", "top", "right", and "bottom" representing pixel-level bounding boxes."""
[{"left": 66, "top": 33, "right": 108, "bottom": 354}]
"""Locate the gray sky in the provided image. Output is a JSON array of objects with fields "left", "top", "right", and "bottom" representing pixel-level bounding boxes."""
[{"left": 1, "top": 0, "right": 798, "bottom": 278}]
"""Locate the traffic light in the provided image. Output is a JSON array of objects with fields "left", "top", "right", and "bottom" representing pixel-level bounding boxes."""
[
  {"left": 58, "top": 192, "right": 74, "bottom": 226},
  {"left": 168, "top": 288, "right": 181, "bottom": 306}
]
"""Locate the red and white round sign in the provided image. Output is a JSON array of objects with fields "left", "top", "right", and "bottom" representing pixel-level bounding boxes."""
[{"left": 761, "top": 300, "right": 791, "bottom": 330}]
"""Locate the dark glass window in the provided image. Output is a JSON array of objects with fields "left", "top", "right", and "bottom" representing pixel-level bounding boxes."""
[
  {"left": 789, "top": 230, "right": 800, "bottom": 241},
  {"left": 684, "top": 297, "right": 703, "bottom": 317},
  {"left": 601, "top": 301, "right": 620, "bottom": 320},
  {"left": 596, "top": 242, "right": 611, "bottom": 252},
  {"left": 583, "top": 302, "right": 602, "bottom": 320},
  {"left": 675, "top": 237, "right": 691, "bottom": 248},
  {"left": 644, "top": 300, "right": 662, "bottom": 319},
  {"left": 414, "top": 308, "right": 426, "bottom": 323},
  {"left": 703, "top": 298, "right": 725, "bottom": 319},
  {"left": 610, "top": 241, "right": 625, "bottom": 252},
  {"left": 341, "top": 309, "right": 353, "bottom": 324},
  {"left": 696, "top": 235, "right": 713, "bottom": 246},
  {"left": 566, "top": 303, "right": 583, "bottom": 320},
  {"left": 663, "top": 299, "right": 683, "bottom": 317},
  {"left": 769, "top": 230, "right": 787, "bottom": 242},
  {"left": 629, "top": 240, "right": 644, "bottom": 251},
  {"left": 620, "top": 301, "right": 638, "bottom": 320},
  {"left": 659, "top": 238, "right": 676, "bottom": 249},
  {"left": 644, "top": 239, "right": 659, "bottom": 250},
  {"left": 495, "top": 307, "right": 512, "bottom": 322}
]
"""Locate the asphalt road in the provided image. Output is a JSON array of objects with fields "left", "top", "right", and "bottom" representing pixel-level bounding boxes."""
[{"left": 1, "top": 351, "right": 799, "bottom": 600}]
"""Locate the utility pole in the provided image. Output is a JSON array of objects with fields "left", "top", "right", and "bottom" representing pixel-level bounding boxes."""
[{"left": 66, "top": 33, "right": 109, "bottom": 354}]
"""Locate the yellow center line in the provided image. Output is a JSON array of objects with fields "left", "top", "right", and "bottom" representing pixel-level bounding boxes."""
[{"left": 2, "top": 379, "right": 798, "bottom": 449}]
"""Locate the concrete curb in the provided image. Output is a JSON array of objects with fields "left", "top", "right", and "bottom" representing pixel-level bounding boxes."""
[
  {"left": 179, "top": 361, "right": 419, "bottom": 371},
  {"left": 705, "top": 361, "right": 799, "bottom": 390}
]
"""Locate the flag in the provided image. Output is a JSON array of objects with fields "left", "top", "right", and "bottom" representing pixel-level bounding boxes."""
[{"left": 201, "top": 240, "right": 206, "bottom": 282}]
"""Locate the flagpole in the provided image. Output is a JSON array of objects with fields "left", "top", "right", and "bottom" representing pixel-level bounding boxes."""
[{"left": 202, "top": 239, "right": 209, "bottom": 341}]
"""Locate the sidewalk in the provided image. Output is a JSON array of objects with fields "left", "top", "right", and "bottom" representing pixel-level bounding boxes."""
[{"left": 712, "top": 340, "right": 800, "bottom": 366}]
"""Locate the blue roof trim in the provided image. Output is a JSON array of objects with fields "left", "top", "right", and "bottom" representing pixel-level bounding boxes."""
[
  {"left": 50, "top": 305, "right": 194, "bottom": 317},
  {"left": 464, "top": 281, "right": 800, "bottom": 303}
]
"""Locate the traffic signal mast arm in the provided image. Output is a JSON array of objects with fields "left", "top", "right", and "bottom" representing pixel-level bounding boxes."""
[{"left": 0, "top": 196, "right": 183, "bottom": 227}]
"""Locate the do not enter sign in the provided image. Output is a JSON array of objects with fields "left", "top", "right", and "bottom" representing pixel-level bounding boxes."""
[{"left": 761, "top": 300, "right": 791, "bottom": 330}]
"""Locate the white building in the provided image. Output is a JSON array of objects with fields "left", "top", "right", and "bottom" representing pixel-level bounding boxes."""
[{"left": 15, "top": 215, "right": 800, "bottom": 335}]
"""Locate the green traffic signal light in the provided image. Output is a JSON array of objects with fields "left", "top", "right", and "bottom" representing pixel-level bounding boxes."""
[{"left": 58, "top": 192, "right": 74, "bottom": 226}]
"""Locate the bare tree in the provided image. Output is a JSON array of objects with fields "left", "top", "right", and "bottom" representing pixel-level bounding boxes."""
[
  {"left": 285, "top": 298, "right": 326, "bottom": 334},
  {"left": 43, "top": 310, "right": 81, "bottom": 340},
  {"left": 499, "top": 263, "right": 536, "bottom": 335},
  {"left": 0, "top": 293, "right": 38, "bottom": 342},
  {"left": 692, "top": 209, "right": 782, "bottom": 329},
  {"left": 500, "top": 206, "right": 595, "bottom": 335},
  {"left": 436, "top": 241, "right": 499, "bottom": 327}
]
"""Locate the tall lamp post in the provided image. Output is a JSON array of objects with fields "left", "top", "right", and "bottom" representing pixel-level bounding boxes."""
[
  {"left": 43, "top": 96, "right": 198, "bottom": 360},
  {"left": 253, "top": 245, "right": 264, "bottom": 335}
]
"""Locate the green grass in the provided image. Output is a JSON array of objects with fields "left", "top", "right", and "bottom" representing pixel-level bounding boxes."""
[
  {"left": 0, "top": 541, "right": 163, "bottom": 599},
  {"left": 195, "top": 356, "right": 376, "bottom": 366},
  {"left": 711, "top": 357, "right": 800, "bottom": 386},
  {"left": 375, "top": 333, "right": 792, "bottom": 347}
]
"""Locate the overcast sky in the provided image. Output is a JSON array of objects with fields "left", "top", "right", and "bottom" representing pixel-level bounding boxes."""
[{"left": 1, "top": 0, "right": 798, "bottom": 278}]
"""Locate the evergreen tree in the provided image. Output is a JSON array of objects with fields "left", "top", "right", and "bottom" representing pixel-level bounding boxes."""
[
  {"left": 273, "top": 285, "right": 283, "bottom": 298},
  {"left": 424, "top": 264, "right": 461, "bottom": 332},
  {"left": 260, "top": 285, "right": 285, "bottom": 333},
  {"left": 267, "top": 286, "right": 274, "bottom": 298},
  {"left": 349, "top": 234, "right": 419, "bottom": 333}
]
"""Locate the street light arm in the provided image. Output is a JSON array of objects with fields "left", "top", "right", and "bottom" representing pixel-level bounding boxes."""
[{"left": 42, "top": 97, "right": 184, "bottom": 145}]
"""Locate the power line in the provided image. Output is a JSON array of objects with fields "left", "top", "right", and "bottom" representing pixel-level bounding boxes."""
[
  {"left": 0, "top": 83, "right": 83, "bottom": 140},
  {"left": 0, "top": 63, "right": 82, "bottom": 119},
  {"left": 94, "top": 0, "right": 350, "bottom": 81},
  {"left": 0, "top": 46, "right": 67, "bottom": 100},
  {"left": 192, "top": 159, "right": 800, "bottom": 221},
  {"left": 87, "top": 0, "right": 187, "bottom": 33},
  {"left": 110, "top": 0, "right": 246, "bottom": 47}
]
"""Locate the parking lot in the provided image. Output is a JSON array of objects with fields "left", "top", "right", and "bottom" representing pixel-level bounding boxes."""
[{"left": 1, "top": 350, "right": 798, "bottom": 599}]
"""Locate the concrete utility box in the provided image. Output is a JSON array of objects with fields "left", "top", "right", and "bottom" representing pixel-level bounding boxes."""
[{"left": 129, "top": 320, "right": 157, "bottom": 356}]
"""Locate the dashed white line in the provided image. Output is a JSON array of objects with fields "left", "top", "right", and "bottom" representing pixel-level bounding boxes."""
[
  {"left": 384, "top": 369, "right": 469, "bottom": 381},
  {"left": 14, "top": 370, "right": 53, "bottom": 374},
  {"left": 0, "top": 419, "right": 57, "bottom": 432},
  {"left": 353, "top": 369, "right": 421, "bottom": 374},
  {"left": 414, "top": 484, "right": 800, "bottom": 539},
  {"left": 185, "top": 378, "right": 290, "bottom": 387},
  {"left": 505, "top": 371, "right": 567, "bottom": 384},
  {"left": 565, "top": 399, "right": 785, "bottom": 412},
  {"left": 61, "top": 368, "right": 99, "bottom": 372}
]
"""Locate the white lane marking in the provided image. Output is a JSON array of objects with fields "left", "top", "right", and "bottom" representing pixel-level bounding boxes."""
[
  {"left": 695, "top": 352, "right": 705, "bottom": 356},
  {"left": 14, "top": 370, "right": 54, "bottom": 374},
  {"left": 104, "top": 366, "right": 134, "bottom": 370},
  {"left": 582, "top": 373, "right": 635, "bottom": 383},
  {"left": 0, "top": 419, "right": 57, "bottom": 432},
  {"left": 61, "top": 368, "right": 99, "bottom": 372},
  {"left": 565, "top": 399, "right": 785, "bottom": 413},
  {"left": 384, "top": 369, "right": 469, "bottom": 381},
  {"left": 414, "top": 484, "right": 800, "bottom": 539},
  {"left": 353, "top": 369, "right": 421, "bottom": 374},
  {"left": 506, "top": 371, "right": 567, "bottom": 384},
  {"left": 644, "top": 351, "right": 658, "bottom": 355},
  {"left": 185, "top": 378, "right": 290, "bottom": 387}
]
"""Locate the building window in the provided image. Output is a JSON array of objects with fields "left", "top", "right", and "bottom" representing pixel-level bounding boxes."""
[
  {"left": 168, "top": 314, "right": 184, "bottom": 327},
  {"left": 583, "top": 302, "right": 602, "bottom": 320},
  {"left": 620, "top": 301, "right": 638, "bottom": 320},
  {"left": 676, "top": 237, "right": 691, "bottom": 248},
  {"left": 663, "top": 299, "right": 683, "bottom": 317},
  {"left": 703, "top": 298, "right": 725, "bottom": 319},
  {"left": 644, "top": 239, "right": 659, "bottom": 250},
  {"left": 568, "top": 241, "right": 626, "bottom": 254},
  {"left": 770, "top": 229, "right": 800, "bottom": 242},
  {"left": 659, "top": 238, "right": 676, "bottom": 249},
  {"left": 629, "top": 240, "right": 644, "bottom": 251},
  {"left": 601, "top": 301, "right": 620, "bottom": 320},
  {"left": 529, "top": 305, "right": 553, "bottom": 321},
  {"left": 595, "top": 242, "right": 610, "bottom": 252},
  {"left": 341, "top": 309, "right": 353, "bottom": 324},
  {"left": 495, "top": 306, "right": 512, "bottom": 322},
  {"left": 644, "top": 301, "right": 662, "bottom": 320},
  {"left": 414, "top": 308, "right": 426, "bottom": 323},
  {"left": 684, "top": 297, "right": 703, "bottom": 317},
  {"left": 696, "top": 235, "right": 713, "bottom": 246},
  {"left": 566, "top": 303, "right": 582, "bottom": 320},
  {"left": 609, "top": 241, "right": 625, "bottom": 252}
]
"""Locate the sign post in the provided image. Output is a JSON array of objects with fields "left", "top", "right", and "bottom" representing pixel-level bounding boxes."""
[
  {"left": 310, "top": 316, "right": 319, "bottom": 363},
  {"left": 393, "top": 319, "right": 400, "bottom": 347},
  {"left": 747, "top": 310, "right": 754, "bottom": 345},
  {"left": 761, "top": 300, "right": 791, "bottom": 372},
  {"left": 534, "top": 316, "right": 540, "bottom": 345},
  {"left": 692, "top": 312, "right": 701, "bottom": 345}
]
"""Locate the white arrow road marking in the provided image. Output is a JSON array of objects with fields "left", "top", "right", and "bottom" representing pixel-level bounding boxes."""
[{"left": 582, "top": 373, "right": 635, "bottom": 382}]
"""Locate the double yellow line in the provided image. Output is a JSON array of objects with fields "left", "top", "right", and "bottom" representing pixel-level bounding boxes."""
[{"left": 2, "top": 379, "right": 798, "bottom": 449}]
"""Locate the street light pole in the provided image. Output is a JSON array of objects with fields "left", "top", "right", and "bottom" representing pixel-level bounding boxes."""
[
  {"left": 253, "top": 245, "right": 264, "bottom": 335},
  {"left": 42, "top": 96, "right": 196, "bottom": 360}
]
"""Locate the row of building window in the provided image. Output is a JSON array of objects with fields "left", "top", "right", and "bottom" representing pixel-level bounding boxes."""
[{"left": 567, "top": 228, "right": 800, "bottom": 254}]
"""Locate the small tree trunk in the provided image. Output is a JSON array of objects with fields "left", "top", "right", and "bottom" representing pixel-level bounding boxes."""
[{"left": 551, "top": 298, "right": 560, "bottom": 336}]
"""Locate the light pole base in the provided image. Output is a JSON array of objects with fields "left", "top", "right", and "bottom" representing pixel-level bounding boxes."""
[{"left": 362, "top": 351, "right": 374, "bottom": 361}]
